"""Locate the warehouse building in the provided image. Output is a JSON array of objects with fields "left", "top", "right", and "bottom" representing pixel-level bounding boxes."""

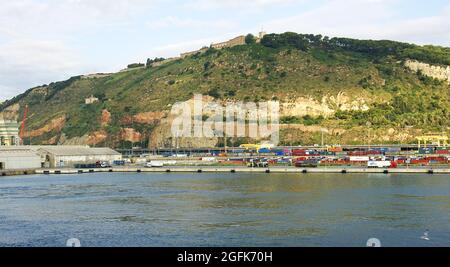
[
  {"left": 37, "top": 146, "right": 122, "bottom": 168},
  {"left": 0, "top": 148, "right": 42, "bottom": 170}
]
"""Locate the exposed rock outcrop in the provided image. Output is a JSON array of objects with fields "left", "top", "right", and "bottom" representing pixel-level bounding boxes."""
[
  {"left": 405, "top": 60, "right": 450, "bottom": 83},
  {"left": 133, "top": 111, "right": 165, "bottom": 124},
  {"left": 0, "top": 103, "right": 20, "bottom": 121},
  {"left": 58, "top": 133, "right": 89, "bottom": 146},
  {"left": 88, "top": 130, "right": 108, "bottom": 145},
  {"left": 120, "top": 128, "right": 142, "bottom": 143},
  {"left": 281, "top": 93, "right": 370, "bottom": 118},
  {"left": 26, "top": 116, "right": 66, "bottom": 138},
  {"left": 101, "top": 109, "right": 111, "bottom": 127}
]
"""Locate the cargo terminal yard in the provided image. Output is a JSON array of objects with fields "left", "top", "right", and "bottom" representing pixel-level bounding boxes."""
[
  {"left": 1, "top": 142, "right": 450, "bottom": 176},
  {"left": 1, "top": 102, "right": 449, "bottom": 176},
  {"left": 0, "top": 132, "right": 449, "bottom": 175}
]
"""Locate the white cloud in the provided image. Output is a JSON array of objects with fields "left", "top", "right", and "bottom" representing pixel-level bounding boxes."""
[
  {"left": 0, "top": 39, "right": 84, "bottom": 101},
  {"left": 0, "top": 0, "right": 157, "bottom": 38},
  {"left": 146, "top": 16, "right": 237, "bottom": 30},
  {"left": 0, "top": 85, "right": 23, "bottom": 101},
  {"left": 184, "top": 0, "right": 301, "bottom": 10},
  {"left": 0, "top": 0, "right": 159, "bottom": 101},
  {"left": 0, "top": 0, "right": 449, "bottom": 102},
  {"left": 378, "top": 6, "right": 450, "bottom": 45}
]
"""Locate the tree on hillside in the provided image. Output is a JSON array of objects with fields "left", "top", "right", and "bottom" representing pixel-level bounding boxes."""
[
  {"left": 261, "top": 32, "right": 309, "bottom": 51},
  {"left": 245, "top": 34, "right": 256, "bottom": 45}
]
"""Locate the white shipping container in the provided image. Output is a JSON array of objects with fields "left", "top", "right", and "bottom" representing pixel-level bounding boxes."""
[
  {"left": 201, "top": 157, "right": 217, "bottom": 162},
  {"left": 350, "top": 156, "right": 370, "bottom": 162},
  {"left": 368, "top": 161, "right": 392, "bottom": 168},
  {"left": 163, "top": 160, "right": 178, "bottom": 165},
  {"left": 146, "top": 161, "right": 164, "bottom": 168}
]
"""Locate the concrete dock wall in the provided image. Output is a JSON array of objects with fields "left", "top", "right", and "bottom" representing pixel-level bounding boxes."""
[
  {"left": 1, "top": 169, "right": 36, "bottom": 177},
  {"left": 35, "top": 167, "right": 450, "bottom": 175}
]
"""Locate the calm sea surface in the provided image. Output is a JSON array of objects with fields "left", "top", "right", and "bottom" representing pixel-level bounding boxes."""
[{"left": 1, "top": 172, "right": 450, "bottom": 247}]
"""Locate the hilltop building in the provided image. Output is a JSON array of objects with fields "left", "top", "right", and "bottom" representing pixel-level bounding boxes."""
[
  {"left": 147, "top": 32, "right": 269, "bottom": 67},
  {"left": 211, "top": 35, "right": 246, "bottom": 49},
  {"left": 256, "top": 31, "right": 267, "bottom": 42},
  {"left": 178, "top": 32, "right": 267, "bottom": 59},
  {"left": 180, "top": 47, "right": 209, "bottom": 58},
  {"left": 151, "top": 57, "right": 180, "bottom": 67},
  {"left": 85, "top": 95, "right": 99, "bottom": 105}
]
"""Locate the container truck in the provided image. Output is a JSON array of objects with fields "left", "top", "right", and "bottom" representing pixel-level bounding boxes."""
[
  {"left": 146, "top": 161, "right": 165, "bottom": 168},
  {"left": 367, "top": 161, "right": 392, "bottom": 168}
]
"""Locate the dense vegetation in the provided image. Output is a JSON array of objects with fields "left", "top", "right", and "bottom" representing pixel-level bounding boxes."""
[
  {"left": 1, "top": 32, "right": 449, "bottom": 147},
  {"left": 261, "top": 32, "right": 450, "bottom": 65}
]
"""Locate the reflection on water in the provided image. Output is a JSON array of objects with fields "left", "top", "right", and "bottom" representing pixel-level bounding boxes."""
[{"left": 1, "top": 173, "right": 450, "bottom": 247}]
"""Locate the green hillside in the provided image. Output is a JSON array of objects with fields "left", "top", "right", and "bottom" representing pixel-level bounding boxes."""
[{"left": 1, "top": 32, "right": 449, "bottom": 148}]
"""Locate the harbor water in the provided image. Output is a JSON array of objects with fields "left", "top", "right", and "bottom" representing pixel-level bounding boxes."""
[{"left": 1, "top": 172, "right": 450, "bottom": 247}]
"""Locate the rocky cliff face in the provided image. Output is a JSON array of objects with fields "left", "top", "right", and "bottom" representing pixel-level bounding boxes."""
[
  {"left": 281, "top": 92, "right": 371, "bottom": 118},
  {"left": 147, "top": 93, "right": 377, "bottom": 147},
  {"left": 0, "top": 103, "right": 19, "bottom": 121},
  {"left": 26, "top": 116, "right": 66, "bottom": 138},
  {"left": 405, "top": 60, "right": 450, "bottom": 84}
]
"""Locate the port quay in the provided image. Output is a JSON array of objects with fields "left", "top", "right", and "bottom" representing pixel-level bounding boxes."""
[
  {"left": 0, "top": 143, "right": 448, "bottom": 176},
  {"left": 34, "top": 166, "right": 450, "bottom": 175}
]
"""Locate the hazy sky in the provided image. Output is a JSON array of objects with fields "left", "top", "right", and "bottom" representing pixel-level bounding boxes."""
[{"left": 0, "top": 0, "right": 449, "bottom": 101}]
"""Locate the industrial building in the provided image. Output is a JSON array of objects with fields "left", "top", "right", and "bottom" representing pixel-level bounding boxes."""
[
  {"left": 0, "top": 148, "right": 42, "bottom": 170},
  {"left": 37, "top": 146, "right": 122, "bottom": 168},
  {"left": 1, "top": 145, "right": 122, "bottom": 169},
  {"left": 0, "top": 117, "right": 20, "bottom": 146}
]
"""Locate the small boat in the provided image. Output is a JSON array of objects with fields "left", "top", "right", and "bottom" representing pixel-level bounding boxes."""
[{"left": 421, "top": 230, "right": 430, "bottom": 241}]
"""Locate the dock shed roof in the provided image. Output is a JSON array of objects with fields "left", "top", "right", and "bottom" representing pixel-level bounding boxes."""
[
  {"left": 37, "top": 146, "right": 121, "bottom": 156},
  {"left": 0, "top": 148, "right": 41, "bottom": 157}
]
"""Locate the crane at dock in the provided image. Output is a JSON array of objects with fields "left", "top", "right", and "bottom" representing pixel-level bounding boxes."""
[
  {"left": 416, "top": 133, "right": 448, "bottom": 148},
  {"left": 19, "top": 105, "right": 28, "bottom": 145}
]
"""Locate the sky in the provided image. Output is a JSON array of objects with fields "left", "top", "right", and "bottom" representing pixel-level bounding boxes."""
[{"left": 0, "top": 0, "right": 449, "bottom": 101}]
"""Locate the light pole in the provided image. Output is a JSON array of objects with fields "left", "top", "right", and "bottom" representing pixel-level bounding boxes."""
[
  {"left": 321, "top": 128, "right": 328, "bottom": 148},
  {"left": 366, "top": 122, "right": 372, "bottom": 150}
]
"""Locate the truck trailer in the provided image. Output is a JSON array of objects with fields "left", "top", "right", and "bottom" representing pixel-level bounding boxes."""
[{"left": 367, "top": 161, "right": 392, "bottom": 168}]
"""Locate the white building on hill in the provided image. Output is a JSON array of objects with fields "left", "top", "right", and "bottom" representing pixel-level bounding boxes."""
[{"left": 85, "top": 95, "right": 99, "bottom": 104}]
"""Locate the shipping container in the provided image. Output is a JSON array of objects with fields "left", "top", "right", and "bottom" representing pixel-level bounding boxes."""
[
  {"left": 274, "top": 150, "right": 285, "bottom": 156},
  {"left": 258, "top": 148, "right": 272, "bottom": 154},
  {"left": 419, "top": 148, "right": 434, "bottom": 154},
  {"left": 349, "top": 156, "right": 370, "bottom": 162},
  {"left": 368, "top": 161, "right": 392, "bottom": 168},
  {"left": 387, "top": 147, "right": 402, "bottom": 152},
  {"left": 328, "top": 147, "right": 343, "bottom": 153}
]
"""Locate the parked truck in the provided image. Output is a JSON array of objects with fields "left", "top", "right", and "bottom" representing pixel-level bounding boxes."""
[
  {"left": 247, "top": 159, "right": 269, "bottom": 168},
  {"left": 146, "top": 161, "right": 165, "bottom": 168},
  {"left": 367, "top": 161, "right": 393, "bottom": 168}
]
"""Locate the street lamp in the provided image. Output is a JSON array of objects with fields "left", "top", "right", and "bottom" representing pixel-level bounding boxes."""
[{"left": 366, "top": 122, "right": 372, "bottom": 150}]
